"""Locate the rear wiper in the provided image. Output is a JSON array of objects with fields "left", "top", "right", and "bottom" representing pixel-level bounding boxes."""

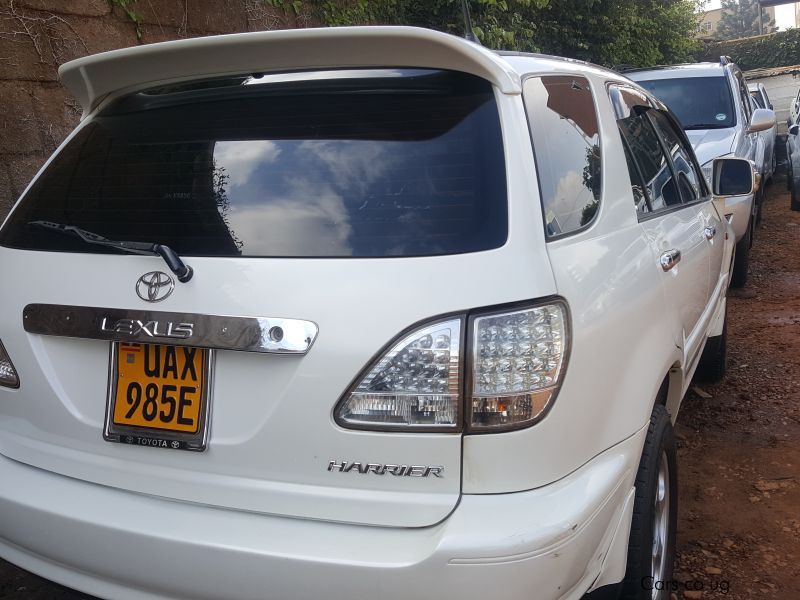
[{"left": 29, "top": 221, "right": 193, "bottom": 283}]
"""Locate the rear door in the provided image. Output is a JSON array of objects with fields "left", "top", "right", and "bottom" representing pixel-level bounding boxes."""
[
  {"left": 614, "top": 94, "right": 714, "bottom": 364},
  {"left": 647, "top": 110, "right": 726, "bottom": 305}
]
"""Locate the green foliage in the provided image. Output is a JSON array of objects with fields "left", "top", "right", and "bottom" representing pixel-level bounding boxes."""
[
  {"left": 526, "top": 0, "right": 701, "bottom": 67},
  {"left": 315, "top": 0, "right": 700, "bottom": 67},
  {"left": 715, "top": 0, "right": 776, "bottom": 41},
  {"left": 103, "top": 0, "right": 701, "bottom": 68},
  {"left": 319, "top": 0, "right": 547, "bottom": 51},
  {"left": 265, "top": 0, "right": 304, "bottom": 15},
  {"left": 697, "top": 27, "right": 800, "bottom": 70},
  {"left": 108, "top": 0, "right": 143, "bottom": 40}
]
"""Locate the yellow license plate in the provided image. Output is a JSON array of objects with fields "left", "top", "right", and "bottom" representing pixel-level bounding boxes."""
[{"left": 112, "top": 343, "right": 206, "bottom": 433}]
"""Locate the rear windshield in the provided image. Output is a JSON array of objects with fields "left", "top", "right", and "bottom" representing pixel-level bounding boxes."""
[
  {"left": 636, "top": 76, "right": 735, "bottom": 130},
  {"left": 0, "top": 69, "right": 507, "bottom": 258}
]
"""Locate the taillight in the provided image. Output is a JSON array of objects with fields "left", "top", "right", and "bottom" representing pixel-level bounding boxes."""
[
  {"left": 468, "top": 302, "right": 567, "bottom": 432},
  {"left": 0, "top": 340, "right": 19, "bottom": 389},
  {"left": 335, "top": 318, "right": 463, "bottom": 431},
  {"left": 335, "top": 299, "right": 569, "bottom": 433}
]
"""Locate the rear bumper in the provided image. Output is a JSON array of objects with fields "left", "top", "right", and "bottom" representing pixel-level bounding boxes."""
[{"left": 0, "top": 426, "right": 645, "bottom": 600}]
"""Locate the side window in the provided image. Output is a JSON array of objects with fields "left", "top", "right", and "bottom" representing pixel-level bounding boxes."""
[
  {"left": 617, "top": 110, "right": 679, "bottom": 213},
  {"left": 610, "top": 86, "right": 654, "bottom": 216},
  {"left": 743, "top": 85, "right": 752, "bottom": 120},
  {"left": 735, "top": 72, "right": 751, "bottom": 121},
  {"left": 523, "top": 75, "right": 601, "bottom": 237},
  {"left": 761, "top": 88, "right": 772, "bottom": 109},
  {"left": 623, "top": 143, "right": 649, "bottom": 216},
  {"left": 609, "top": 86, "right": 653, "bottom": 119},
  {"left": 648, "top": 111, "right": 704, "bottom": 203}
]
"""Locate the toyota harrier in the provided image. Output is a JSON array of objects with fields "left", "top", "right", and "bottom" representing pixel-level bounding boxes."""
[{"left": 0, "top": 26, "right": 753, "bottom": 600}]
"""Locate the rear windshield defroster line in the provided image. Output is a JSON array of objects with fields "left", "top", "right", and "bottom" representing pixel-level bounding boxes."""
[{"left": 0, "top": 69, "right": 508, "bottom": 258}]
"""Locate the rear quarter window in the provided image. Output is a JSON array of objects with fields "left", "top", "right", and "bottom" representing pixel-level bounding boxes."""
[
  {"left": 523, "top": 75, "right": 602, "bottom": 238},
  {"left": 0, "top": 69, "right": 508, "bottom": 258}
]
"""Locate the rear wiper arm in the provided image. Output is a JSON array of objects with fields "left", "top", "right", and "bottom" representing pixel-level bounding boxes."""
[{"left": 29, "top": 221, "right": 193, "bottom": 283}]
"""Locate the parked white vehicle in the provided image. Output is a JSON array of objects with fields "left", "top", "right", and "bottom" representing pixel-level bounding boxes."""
[
  {"left": 0, "top": 27, "right": 752, "bottom": 600},
  {"left": 627, "top": 58, "right": 776, "bottom": 288},
  {"left": 748, "top": 82, "right": 777, "bottom": 183},
  {"left": 786, "top": 112, "right": 800, "bottom": 211},
  {"left": 788, "top": 85, "right": 800, "bottom": 128}
]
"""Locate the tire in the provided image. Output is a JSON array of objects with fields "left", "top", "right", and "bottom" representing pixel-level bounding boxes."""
[
  {"left": 620, "top": 404, "right": 678, "bottom": 600},
  {"left": 730, "top": 220, "right": 751, "bottom": 288},
  {"left": 755, "top": 186, "right": 764, "bottom": 226},
  {"left": 695, "top": 303, "right": 727, "bottom": 383},
  {"left": 792, "top": 177, "right": 800, "bottom": 212},
  {"left": 770, "top": 152, "right": 777, "bottom": 184}
]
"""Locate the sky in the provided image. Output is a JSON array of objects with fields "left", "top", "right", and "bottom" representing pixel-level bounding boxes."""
[{"left": 702, "top": 1, "right": 797, "bottom": 29}]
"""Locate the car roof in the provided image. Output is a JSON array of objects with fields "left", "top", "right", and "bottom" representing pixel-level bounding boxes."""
[
  {"left": 496, "top": 51, "right": 629, "bottom": 82},
  {"left": 625, "top": 62, "right": 729, "bottom": 80},
  {"left": 504, "top": 52, "right": 675, "bottom": 114}
]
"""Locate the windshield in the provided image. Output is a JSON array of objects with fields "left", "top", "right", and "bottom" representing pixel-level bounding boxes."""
[
  {"left": 0, "top": 69, "right": 507, "bottom": 258},
  {"left": 636, "top": 76, "right": 736, "bottom": 130}
]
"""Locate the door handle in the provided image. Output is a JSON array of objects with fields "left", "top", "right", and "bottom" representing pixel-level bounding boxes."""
[
  {"left": 660, "top": 249, "right": 682, "bottom": 271},
  {"left": 704, "top": 225, "right": 716, "bottom": 240}
]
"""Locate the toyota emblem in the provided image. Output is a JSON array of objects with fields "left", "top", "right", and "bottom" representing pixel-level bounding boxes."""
[{"left": 136, "top": 271, "right": 175, "bottom": 303}]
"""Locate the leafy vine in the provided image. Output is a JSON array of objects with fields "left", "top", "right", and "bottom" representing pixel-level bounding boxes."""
[{"left": 109, "top": 0, "right": 143, "bottom": 40}]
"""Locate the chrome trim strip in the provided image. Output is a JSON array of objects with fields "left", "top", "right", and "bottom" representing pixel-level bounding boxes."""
[{"left": 22, "top": 304, "right": 318, "bottom": 355}]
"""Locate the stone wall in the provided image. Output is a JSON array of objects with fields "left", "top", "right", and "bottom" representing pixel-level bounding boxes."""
[{"left": 0, "top": 0, "right": 314, "bottom": 218}]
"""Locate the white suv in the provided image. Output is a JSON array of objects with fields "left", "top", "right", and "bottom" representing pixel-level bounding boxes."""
[
  {"left": 626, "top": 59, "right": 776, "bottom": 288},
  {"left": 0, "top": 27, "right": 753, "bottom": 600}
]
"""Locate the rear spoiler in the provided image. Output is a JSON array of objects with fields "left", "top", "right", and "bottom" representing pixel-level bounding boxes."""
[{"left": 59, "top": 26, "right": 521, "bottom": 115}]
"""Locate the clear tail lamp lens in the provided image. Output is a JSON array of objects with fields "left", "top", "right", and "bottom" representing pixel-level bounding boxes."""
[
  {"left": 335, "top": 319, "right": 462, "bottom": 431},
  {"left": 0, "top": 340, "right": 20, "bottom": 389},
  {"left": 469, "top": 303, "right": 567, "bottom": 431}
]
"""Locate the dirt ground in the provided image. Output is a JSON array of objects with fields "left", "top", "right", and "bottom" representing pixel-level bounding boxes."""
[
  {"left": 0, "top": 180, "right": 798, "bottom": 600},
  {"left": 671, "top": 176, "right": 800, "bottom": 600}
]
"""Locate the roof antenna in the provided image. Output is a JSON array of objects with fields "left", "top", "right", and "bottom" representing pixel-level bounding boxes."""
[{"left": 461, "top": 0, "right": 479, "bottom": 44}]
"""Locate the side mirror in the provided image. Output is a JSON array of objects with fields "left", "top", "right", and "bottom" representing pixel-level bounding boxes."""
[
  {"left": 712, "top": 157, "right": 754, "bottom": 196},
  {"left": 748, "top": 108, "right": 775, "bottom": 133},
  {"left": 790, "top": 124, "right": 800, "bottom": 136}
]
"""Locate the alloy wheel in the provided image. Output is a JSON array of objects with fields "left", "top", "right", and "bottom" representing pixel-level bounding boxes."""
[{"left": 650, "top": 450, "right": 670, "bottom": 600}]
